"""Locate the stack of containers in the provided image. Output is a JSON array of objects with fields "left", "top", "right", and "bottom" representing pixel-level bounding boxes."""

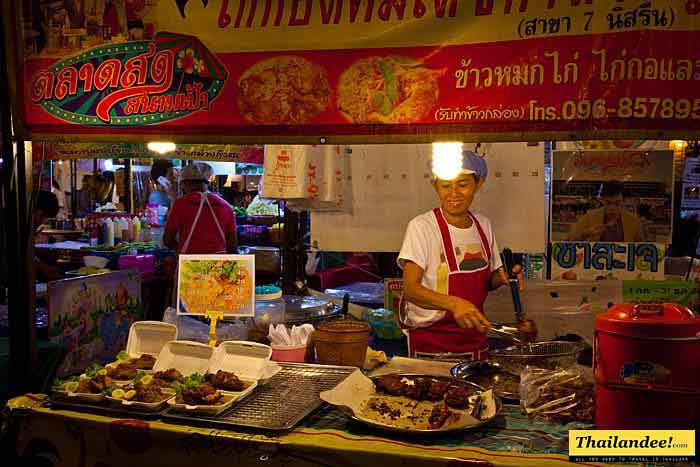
[{"left": 594, "top": 303, "right": 700, "bottom": 429}]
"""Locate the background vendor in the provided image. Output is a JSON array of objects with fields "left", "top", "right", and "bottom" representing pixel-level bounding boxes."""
[
  {"left": 398, "top": 150, "right": 528, "bottom": 360},
  {"left": 164, "top": 162, "right": 237, "bottom": 255},
  {"left": 568, "top": 181, "right": 644, "bottom": 242}
]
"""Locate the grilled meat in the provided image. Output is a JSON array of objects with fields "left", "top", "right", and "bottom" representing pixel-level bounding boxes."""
[
  {"left": 444, "top": 385, "right": 472, "bottom": 409},
  {"left": 76, "top": 374, "right": 115, "bottom": 394},
  {"left": 131, "top": 354, "right": 156, "bottom": 370},
  {"left": 375, "top": 374, "right": 404, "bottom": 396},
  {"left": 181, "top": 383, "right": 223, "bottom": 406},
  {"left": 154, "top": 369, "right": 184, "bottom": 383},
  {"left": 426, "top": 380, "right": 451, "bottom": 401},
  {"left": 206, "top": 370, "right": 245, "bottom": 391},
  {"left": 134, "top": 382, "right": 167, "bottom": 403},
  {"left": 428, "top": 403, "right": 452, "bottom": 429},
  {"left": 107, "top": 364, "right": 138, "bottom": 380}
]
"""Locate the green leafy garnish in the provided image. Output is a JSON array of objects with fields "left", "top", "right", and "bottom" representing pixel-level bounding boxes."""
[
  {"left": 131, "top": 370, "right": 147, "bottom": 383},
  {"left": 52, "top": 376, "right": 79, "bottom": 391},
  {"left": 117, "top": 350, "right": 130, "bottom": 361},
  {"left": 378, "top": 59, "right": 398, "bottom": 105},
  {"left": 173, "top": 372, "right": 206, "bottom": 395},
  {"left": 84, "top": 363, "right": 104, "bottom": 377}
]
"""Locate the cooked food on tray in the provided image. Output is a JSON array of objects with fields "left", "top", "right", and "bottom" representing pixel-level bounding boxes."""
[
  {"left": 107, "top": 364, "right": 139, "bottom": 380},
  {"left": 444, "top": 386, "right": 473, "bottom": 409},
  {"left": 153, "top": 368, "right": 185, "bottom": 385},
  {"left": 361, "top": 396, "right": 459, "bottom": 430},
  {"left": 362, "top": 374, "right": 480, "bottom": 430},
  {"left": 70, "top": 374, "right": 116, "bottom": 395},
  {"left": 111, "top": 376, "right": 172, "bottom": 404},
  {"left": 205, "top": 370, "right": 246, "bottom": 391},
  {"left": 179, "top": 259, "right": 253, "bottom": 315},
  {"left": 428, "top": 403, "right": 453, "bottom": 429},
  {"left": 337, "top": 56, "right": 443, "bottom": 124},
  {"left": 237, "top": 56, "right": 331, "bottom": 124},
  {"left": 174, "top": 373, "right": 225, "bottom": 406},
  {"left": 130, "top": 354, "right": 157, "bottom": 370}
]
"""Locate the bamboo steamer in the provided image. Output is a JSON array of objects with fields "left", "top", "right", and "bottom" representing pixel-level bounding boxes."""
[{"left": 312, "top": 320, "right": 370, "bottom": 368}]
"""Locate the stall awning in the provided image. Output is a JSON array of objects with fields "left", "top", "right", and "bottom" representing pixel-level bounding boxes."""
[{"left": 8, "top": 0, "right": 700, "bottom": 143}]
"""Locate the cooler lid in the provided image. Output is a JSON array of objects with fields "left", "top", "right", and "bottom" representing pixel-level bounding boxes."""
[
  {"left": 126, "top": 321, "right": 178, "bottom": 357},
  {"left": 596, "top": 303, "right": 700, "bottom": 338}
]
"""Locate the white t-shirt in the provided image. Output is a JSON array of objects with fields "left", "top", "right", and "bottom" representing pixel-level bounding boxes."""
[{"left": 398, "top": 210, "right": 503, "bottom": 328}]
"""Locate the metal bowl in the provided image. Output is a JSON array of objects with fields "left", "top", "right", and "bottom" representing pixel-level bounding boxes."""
[
  {"left": 451, "top": 361, "right": 520, "bottom": 401},
  {"left": 489, "top": 341, "right": 584, "bottom": 375},
  {"left": 283, "top": 295, "right": 342, "bottom": 325}
]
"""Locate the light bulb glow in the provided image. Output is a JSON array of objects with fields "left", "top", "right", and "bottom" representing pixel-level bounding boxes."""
[
  {"left": 431, "top": 142, "right": 463, "bottom": 180},
  {"left": 147, "top": 142, "right": 176, "bottom": 154},
  {"left": 669, "top": 140, "right": 688, "bottom": 152}
]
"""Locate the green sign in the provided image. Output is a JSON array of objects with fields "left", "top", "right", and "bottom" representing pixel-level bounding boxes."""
[{"left": 622, "top": 280, "right": 700, "bottom": 314}]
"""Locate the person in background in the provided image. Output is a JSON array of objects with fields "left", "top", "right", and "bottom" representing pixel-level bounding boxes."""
[
  {"left": 148, "top": 159, "right": 177, "bottom": 209},
  {"left": 568, "top": 181, "right": 644, "bottom": 242},
  {"left": 33, "top": 190, "right": 62, "bottom": 281},
  {"left": 164, "top": 163, "right": 237, "bottom": 254}
]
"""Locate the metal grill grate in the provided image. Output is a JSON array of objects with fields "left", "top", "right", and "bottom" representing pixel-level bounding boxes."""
[
  {"left": 492, "top": 341, "right": 582, "bottom": 357},
  {"left": 161, "top": 362, "right": 356, "bottom": 431}
]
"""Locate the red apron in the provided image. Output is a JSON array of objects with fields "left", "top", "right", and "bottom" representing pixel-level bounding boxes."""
[{"left": 405, "top": 208, "right": 492, "bottom": 361}]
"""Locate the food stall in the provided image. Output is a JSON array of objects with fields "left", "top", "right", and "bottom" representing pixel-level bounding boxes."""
[{"left": 2, "top": 0, "right": 700, "bottom": 466}]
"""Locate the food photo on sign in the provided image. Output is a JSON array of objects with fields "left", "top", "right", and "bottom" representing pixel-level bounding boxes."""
[{"left": 177, "top": 254, "right": 255, "bottom": 317}]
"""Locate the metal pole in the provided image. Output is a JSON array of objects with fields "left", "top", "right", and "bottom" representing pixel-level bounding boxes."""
[{"left": 1, "top": 0, "right": 37, "bottom": 396}]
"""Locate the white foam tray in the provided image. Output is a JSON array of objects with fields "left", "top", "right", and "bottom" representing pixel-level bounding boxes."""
[{"left": 209, "top": 341, "right": 281, "bottom": 384}]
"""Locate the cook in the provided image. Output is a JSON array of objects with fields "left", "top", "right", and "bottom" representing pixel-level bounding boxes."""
[
  {"left": 398, "top": 150, "right": 532, "bottom": 360},
  {"left": 164, "top": 162, "right": 237, "bottom": 254}
]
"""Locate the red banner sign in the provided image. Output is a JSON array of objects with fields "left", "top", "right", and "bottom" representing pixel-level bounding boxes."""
[{"left": 12, "top": 0, "right": 700, "bottom": 142}]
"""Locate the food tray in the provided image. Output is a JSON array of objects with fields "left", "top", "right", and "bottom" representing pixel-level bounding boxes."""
[
  {"left": 161, "top": 362, "right": 355, "bottom": 430},
  {"left": 46, "top": 396, "right": 166, "bottom": 419},
  {"left": 342, "top": 374, "right": 502, "bottom": 434}
]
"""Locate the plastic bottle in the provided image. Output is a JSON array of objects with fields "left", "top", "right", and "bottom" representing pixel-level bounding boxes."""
[
  {"left": 131, "top": 216, "right": 140, "bottom": 243},
  {"left": 105, "top": 218, "right": 115, "bottom": 247},
  {"left": 125, "top": 218, "right": 133, "bottom": 242},
  {"left": 141, "top": 217, "right": 151, "bottom": 242},
  {"left": 98, "top": 219, "right": 105, "bottom": 245},
  {"left": 113, "top": 217, "right": 122, "bottom": 244},
  {"left": 120, "top": 218, "right": 129, "bottom": 243},
  {"left": 89, "top": 222, "right": 98, "bottom": 246}
]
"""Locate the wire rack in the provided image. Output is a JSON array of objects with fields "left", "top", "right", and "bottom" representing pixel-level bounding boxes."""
[{"left": 161, "top": 362, "right": 356, "bottom": 431}]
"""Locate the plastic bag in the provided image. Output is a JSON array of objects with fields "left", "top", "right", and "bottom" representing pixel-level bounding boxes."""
[
  {"left": 162, "top": 307, "right": 250, "bottom": 343},
  {"left": 519, "top": 366, "right": 595, "bottom": 424}
]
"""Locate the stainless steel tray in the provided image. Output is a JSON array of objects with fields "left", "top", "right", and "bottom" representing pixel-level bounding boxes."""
[
  {"left": 346, "top": 374, "right": 502, "bottom": 434},
  {"left": 161, "top": 362, "right": 356, "bottom": 431}
]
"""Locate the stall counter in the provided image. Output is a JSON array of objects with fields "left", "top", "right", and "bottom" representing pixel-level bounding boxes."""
[{"left": 6, "top": 395, "right": 632, "bottom": 467}]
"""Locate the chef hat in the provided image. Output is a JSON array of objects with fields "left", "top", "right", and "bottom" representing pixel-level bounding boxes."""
[{"left": 181, "top": 162, "right": 213, "bottom": 182}]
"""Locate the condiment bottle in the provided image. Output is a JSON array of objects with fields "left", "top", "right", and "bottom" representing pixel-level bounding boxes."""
[{"left": 105, "top": 218, "right": 114, "bottom": 247}]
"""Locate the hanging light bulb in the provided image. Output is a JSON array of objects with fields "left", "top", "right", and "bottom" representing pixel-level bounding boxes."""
[
  {"left": 669, "top": 140, "right": 688, "bottom": 153},
  {"left": 431, "top": 142, "right": 463, "bottom": 180},
  {"left": 147, "top": 142, "right": 176, "bottom": 154}
]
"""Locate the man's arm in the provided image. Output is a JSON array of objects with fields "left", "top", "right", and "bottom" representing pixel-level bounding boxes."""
[{"left": 403, "top": 261, "right": 491, "bottom": 332}]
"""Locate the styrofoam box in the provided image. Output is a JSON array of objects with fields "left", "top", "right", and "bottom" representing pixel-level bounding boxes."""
[
  {"left": 126, "top": 321, "right": 178, "bottom": 358},
  {"left": 209, "top": 341, "right": 281, "bottom": 384},
  {"left": 107, "top": 388, "right": 176, "bottom": 412},
  {"left": 154, "top": 340, "right": 213, "bottom": 376},
  {"left": 167, "top": 390, "right": 243, "bottom": 416}
]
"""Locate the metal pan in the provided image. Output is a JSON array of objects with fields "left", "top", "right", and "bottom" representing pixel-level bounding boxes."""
[
  {"left": 345, "top": 374, "right": 502, "bottom": 434},
  {"left": 451, "top": 361, "right": 520, "bottom": 401}
]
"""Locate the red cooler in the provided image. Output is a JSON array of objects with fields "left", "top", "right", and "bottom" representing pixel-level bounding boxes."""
[{"left": 594, "top": 303, "right": 700, "bottom": 429}]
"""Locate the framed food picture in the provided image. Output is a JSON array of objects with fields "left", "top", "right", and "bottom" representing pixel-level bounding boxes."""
[{"left": 177, "top": 255, "right": 255, "bottom": 317}]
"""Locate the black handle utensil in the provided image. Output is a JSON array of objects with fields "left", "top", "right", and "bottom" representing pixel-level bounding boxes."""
[{"left": 500, "top": 248, "right": 524, "bottom": 323}]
